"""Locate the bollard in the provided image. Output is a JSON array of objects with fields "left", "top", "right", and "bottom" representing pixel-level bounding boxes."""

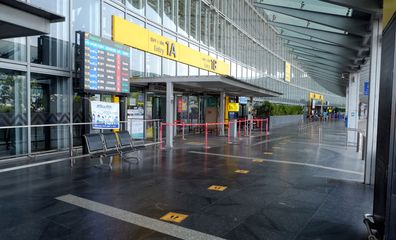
[
  {"left": 228, "top": 122, "right": 231, "bottom": 143},
  {"left": 356, "top": 131, "right": 360, "bottom": 152},
  {"left": 265, "top": 119, "right": 269, "bottom": 136},
  {"left": 182, "top": 122, "right": 185, "bottom": 140}
]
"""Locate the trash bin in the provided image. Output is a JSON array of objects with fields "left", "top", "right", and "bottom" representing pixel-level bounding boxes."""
[{"left": 344, "top": 116, "right": 348, "bottom": 128}]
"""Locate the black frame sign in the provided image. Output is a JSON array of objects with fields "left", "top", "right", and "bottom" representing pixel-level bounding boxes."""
[{"left": 76, "top": 32, "right": 130, "bottom": 95}]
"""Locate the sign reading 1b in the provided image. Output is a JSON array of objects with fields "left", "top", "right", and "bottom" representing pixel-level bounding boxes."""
[{"left": 80, "top": 32, "right": 130, "bottom": 94}]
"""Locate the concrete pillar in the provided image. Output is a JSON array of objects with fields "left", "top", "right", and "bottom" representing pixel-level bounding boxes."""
[
  {"left": 166, "top": 81, "right": 174, "bottom": 148},
  {"left": 365, "top": 19, "right": 382, "bottom": 185},
  {"left": 218, "top": 92, "right": 225, "bottom": 136},
  {"left": 347, "top": 72, "right": 360, "bottom": 144}
]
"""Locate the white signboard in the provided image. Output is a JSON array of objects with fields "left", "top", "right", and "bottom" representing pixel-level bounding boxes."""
[{"left": 91, "top": 101, "right": 120, "bottom": 129}]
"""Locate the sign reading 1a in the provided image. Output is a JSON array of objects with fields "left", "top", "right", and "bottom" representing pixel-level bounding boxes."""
[{"left": 165, "top": 41, "right": 176, "bottom": 58}]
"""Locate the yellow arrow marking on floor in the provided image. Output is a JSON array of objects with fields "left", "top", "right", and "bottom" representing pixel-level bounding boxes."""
[
  {"left": 263, "top": 152, "right": 273, "bottom": 155},
  {"left": 235, "top": 169, "right": 249, "bottom": 174},
  {"left": 253, "top": 159, "right": 264, "bottom": 163},
  {"left": 208, "top": 185, "right": 228, "bottom": 191},
  {"left": 160, "top": 212, "right": 188, "bottom": 223}
]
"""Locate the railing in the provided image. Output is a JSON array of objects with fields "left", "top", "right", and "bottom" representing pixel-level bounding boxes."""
[
  {"left": 0, "top": 120, "right": 162, "bottom": 160},
  {"left": 159, "top": 118, "right": 269, "bottom": 149}
]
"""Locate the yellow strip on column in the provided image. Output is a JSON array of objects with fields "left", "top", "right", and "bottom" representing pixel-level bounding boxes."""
[{"left": 384, "top": 0, "right": 396, "bottom": 29}]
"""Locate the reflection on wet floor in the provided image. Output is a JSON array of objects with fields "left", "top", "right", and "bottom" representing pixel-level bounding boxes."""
[{"left": 0, "top": 121, "right": 372, "bottom": 240}]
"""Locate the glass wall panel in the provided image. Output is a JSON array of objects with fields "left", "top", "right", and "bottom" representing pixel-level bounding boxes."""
[
  {"left": 177, "top": 62, "right": 188, "bottom": 76},
  {"left": 131, "top": 48, "right": 145, "bottom": 77},
  {"left": 30, "top": 73, "right": 70, "bottom": 152},
  {"left": 163, "top": 58, "right": 176, "bottom": 76},
  {"left": 146, "top": 0, "right": 162, "bottom": 24},
  {"left": 190, "top": 0, "right": 200, "bottom": 41},
  {"left": 30, "top": 0, "right": 69, "bottom": 68},
  {"left": 102, "top": 3, "right": 124, "bottom": 39},
  {"left": 177, "top": 0, "right": 188, "bottom": 36},
  {"left": 146, "top": 53, "right": 161, "bottom": 77},
  {"left": 200, "top": 3, "right": 208, "bottom": 45},
  {"left": 0, "top": 69, "right": 28, "bottom": 157},
  {"left": 0, "top": 38, "right": 26, "bottom": 62},
  {"left": 163, "top": 0, "right": 176, "bottom": 31},
  {"left": 72, "top": 0, "right": 100, "bottom": 35},
  {"left": 127, "top": 0, "right": 145, "bottom": 15}
]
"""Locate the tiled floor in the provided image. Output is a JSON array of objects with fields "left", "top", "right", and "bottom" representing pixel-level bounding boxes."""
[{"left": 0, "top": 121, "right": 372, "bottom": 240}]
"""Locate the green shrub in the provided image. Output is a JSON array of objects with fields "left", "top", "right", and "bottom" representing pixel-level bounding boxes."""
[{"left": 255, "top": 102, "right": 303, "bottom": 116}]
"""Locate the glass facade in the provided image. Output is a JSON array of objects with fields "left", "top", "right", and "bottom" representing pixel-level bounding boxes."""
[{"left": 0, "top": 0, "right": 345, "bottom": 158}]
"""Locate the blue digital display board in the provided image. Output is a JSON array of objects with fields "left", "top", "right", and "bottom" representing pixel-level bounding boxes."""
[{"left": 80, "top": 32, "right": 130, "bottom": 94}]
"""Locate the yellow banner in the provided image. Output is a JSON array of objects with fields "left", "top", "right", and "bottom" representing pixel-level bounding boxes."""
[
  {"left": 309, "top": 92, "right": 324, "bottom": 101},
  {"left": 285, "top": 62, "right": 291, "bottom": 82},
  {"left": 228, "top": 103, "right": 239, "bottom": 112},
  {"left": 112, "top": 16, "right": 230, "bottom": 75},
  {"left": 384, "top": 0, "right": 396, "bottom": 29}
]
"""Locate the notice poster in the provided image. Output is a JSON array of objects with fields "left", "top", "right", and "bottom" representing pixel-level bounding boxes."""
[
  {"left": 91, "top": 101, "right": 120, "bottom": 129},
  {"left": 127, "top": 92, "right": 145, "bottom": 139}
]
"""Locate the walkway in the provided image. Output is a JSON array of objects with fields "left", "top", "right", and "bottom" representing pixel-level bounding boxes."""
[{"left": 0, "top": 121, "right": 372, "bottom": 240}]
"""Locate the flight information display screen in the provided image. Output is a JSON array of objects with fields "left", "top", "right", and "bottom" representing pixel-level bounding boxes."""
[{"left": 80, "top": 32, "right": 130, "bottom": 94}]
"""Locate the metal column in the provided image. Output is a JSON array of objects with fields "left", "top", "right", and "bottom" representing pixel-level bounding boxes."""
[
  {"left": 166, "top": 81, "right": 174, "bottom": 148},
  {"left": 365, "top": 19, "right": 382, "bottom": 185},
  {"left": 347, "top": 72, "right": 360, "bottom": 144},
  {"left": 219, "top": 92, "right": 225, "bottom": 136}
]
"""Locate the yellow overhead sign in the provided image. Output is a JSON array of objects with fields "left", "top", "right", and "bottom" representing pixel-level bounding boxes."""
[
  {"left": 228, "top": 103, "right": 239, "bottom": 112},
  {"left": 285, "top": 62, "right": 291, "bottom": 82},
  {"left": 112, "top": 16, "right": 230, "bottom": 75},
  {"left": 384, "top": 0, "right": 396, "bottom": 29},
  {"left": 309, "top": 92, "right": 324, "bottom": 101}
]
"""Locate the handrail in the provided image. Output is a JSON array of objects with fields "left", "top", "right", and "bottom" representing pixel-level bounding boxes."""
[{"left": 0, "top": 121, "right": 129, "bottom": 130}]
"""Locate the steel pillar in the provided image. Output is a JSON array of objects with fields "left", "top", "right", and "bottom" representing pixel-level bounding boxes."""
[
  {"left": 166, "top": 81, "right": 174, "bottom": 148},
  {"left": 365, "top": 19, "right": 382, "bottom": 185}
]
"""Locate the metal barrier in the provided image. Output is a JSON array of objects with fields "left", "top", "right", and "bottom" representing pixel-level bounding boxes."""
[
  {"left": 159, "top": 118, "right": 269, "bottom": 149},
  {"left": 0, "top": 120, "right": 162, "bottom": 161}
]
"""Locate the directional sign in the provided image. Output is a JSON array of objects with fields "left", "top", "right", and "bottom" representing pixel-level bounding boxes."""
[
  {"left": 160, "top": 212, "right": 188, "bottom": 223},
  {"left": 208, "top": 185, "right": 228, "bottom": 191}
]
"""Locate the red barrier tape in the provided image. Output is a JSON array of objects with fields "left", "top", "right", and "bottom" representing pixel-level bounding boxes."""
[{"left": 159, "top": 118, "right": 269, "bottom": 149}]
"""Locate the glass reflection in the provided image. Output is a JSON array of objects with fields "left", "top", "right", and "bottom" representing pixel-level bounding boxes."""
[
  {"left": 72, "top": 0, "right": 100, "bottom": 35},
  {"left": 146, "top": 0, "right": 162, "bottom": 24},
  {"left": 0, "top": 38, "right": 26, "bottom": 62},
  {"left": 163, "top": 0, "right": 176, "bottom": 31},
  {"left": 127, "top": 0, "right": 145, "bottom": 15}
]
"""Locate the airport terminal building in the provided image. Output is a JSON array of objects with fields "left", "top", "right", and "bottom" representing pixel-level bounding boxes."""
[{"left": 0, "top": 0, "right": 347, "bottom": 158}]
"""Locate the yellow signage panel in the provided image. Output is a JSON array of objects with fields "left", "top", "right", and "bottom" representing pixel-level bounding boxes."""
[
  {"left": 208, "top": 185, "right": 228, "bottom": 191},
  {"left": 160, "top": 212, "right": 188, "bottom": 223},
  {"left": 309, "top": 92, "right": 324, "bottom": 101},
  {"left": 285, "top": 62, "right": 291, "bottom": 82},
  {"left": 384, "top": 0, "right": 396, "bottom": 29},
  {"left": 228, "top": 103, "right": 239, "bottom": 112},
  {"left": 112, "top": 16, "right": 230, "bottom": 75},
  {"left": 235, "top": 169, "right": 249, "bottom": 174}
]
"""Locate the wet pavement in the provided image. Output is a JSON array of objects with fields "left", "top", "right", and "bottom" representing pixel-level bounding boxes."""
[{"left": 0, "top": 120, "right": 372, "bottom": 240}]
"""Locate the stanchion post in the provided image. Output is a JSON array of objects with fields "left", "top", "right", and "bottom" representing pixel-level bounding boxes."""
[
  {"left": 159, "top": 123, "right": 163, "bottom": 149},
  {"left": 238, "top": 120, "right": 241, "bottom": 138},
  {"left": 227, "top": 122, "right": 231, "bottom": 143},
  {"left": 266, "top": 118, "right": 269, "bottom": 136},
  {"left": 182, "top": 121, "right": 185, "bottom": 140},
  {"left": 205, "top": 123, "right": 208, "bottom": 149}
]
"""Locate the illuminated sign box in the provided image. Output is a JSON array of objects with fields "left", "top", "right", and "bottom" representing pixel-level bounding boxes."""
[
  {"left": 112, "top": 16, "right": 230, "bottom": 76},
  {"left": 77, "top": 32, "right": 130, "bottom": 95}
]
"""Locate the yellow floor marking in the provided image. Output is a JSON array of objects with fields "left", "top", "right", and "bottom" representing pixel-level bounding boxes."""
[
  {"left": 263, "top": 152, "right": 273, "bottom": 155},
  {"left": 186, "top": 142, "right": 204, "bottom": 145},
  {"left": 272, "top": 146, "right": 281, "bottom": 149},
  {"left": 208, "top": 185, "right": 228, "bottom": 191},
  {"left": 160, "top": 212, "right": 188, "bottom": 223},
  {"left": 279, "top": 142, "right": 287, "bottom": 145},
  {"left": 235, "top": 169, "right": 249, "bottom": 174},
  {"left": 252, "top": 159, "right": 264, "bottom": 163}
]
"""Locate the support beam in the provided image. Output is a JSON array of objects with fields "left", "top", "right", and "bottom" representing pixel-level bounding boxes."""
[
  {"left": 293, "top": 50, "right": 353, "bottom": 65},
  {"left": 289, "top": 44, "right": 358, "bottom": 61},
  {"left": 280, "top": 35, "right": 358, "bottom": 57},
  {"left": 302, "top": 65, "right": 343, "bottom": 76},
  {"left": 318, "top": 0, "right": 382, "bottom": 14},
  {"left": 219, "top": 92, "right": 225, "bottom": 136},
  {"left": 305, "top": 70, "right": 343, "bottom": 81},
  {"left": 346, "top": 73, "right": 360, "bottom": 144},
  {"left": 166, "top": 81, "right": 174, "bottom": 148},
  {"left": 365, "top": 19, "right": 382, "bottom": 185},
  {"left": 297, "top": 55, "right": 349, "bottom": 69},
  {"left": 272, "top": 21, "right": 364, "bottom": 50},
  {"left": 254, "top": 2, "right": 370, "bottom": 37},
  {"left": 306, "top": 72, "right": 344, "bottom": 84},
  {"left": 299, "top": 60, "right": 346, "bottom": 73}
]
